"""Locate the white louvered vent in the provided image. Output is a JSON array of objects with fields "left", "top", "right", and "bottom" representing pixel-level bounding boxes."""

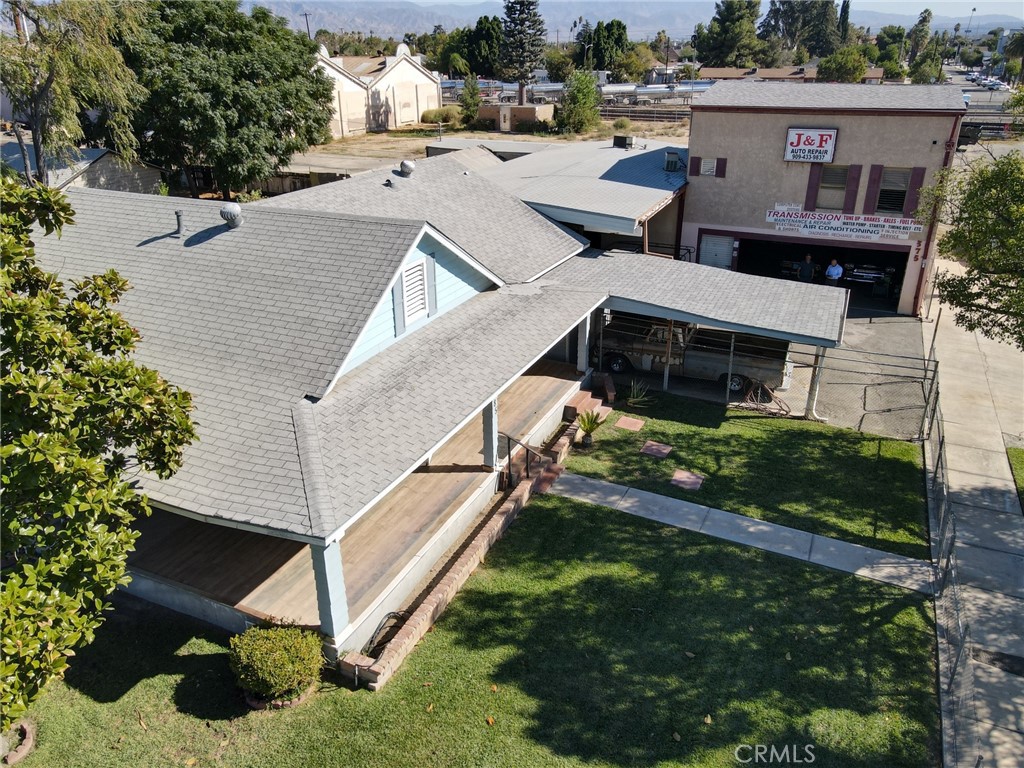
[
  {"left": 402, "top": 260, "right": 428, "bottom": 325},
  {"left": 700, "top": 158, "right": 717, "bottom": 176}
]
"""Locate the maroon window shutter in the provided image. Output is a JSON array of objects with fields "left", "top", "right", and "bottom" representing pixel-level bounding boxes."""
[
  {"left": 688, "top": 156, "right": 702, "bottom": 177},
  {"left": 715, "top": 158, "right": 727, "bottom": 178},
  {"left": 863, "top": 164, "right": 884, "bottom": 214},
  {"left": 804, "top": 164, "right": 823, "bottom": 211},
  {"left": 843, "top": 164, "right": 862, "bottom": 214},
  {"left": 903, "top": 166, "right": 927, "bottom": 217}
]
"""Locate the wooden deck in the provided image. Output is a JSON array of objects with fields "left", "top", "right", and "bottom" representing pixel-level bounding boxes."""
[{"left": 129, "top": 360, "right": 582, "bottom": 629}]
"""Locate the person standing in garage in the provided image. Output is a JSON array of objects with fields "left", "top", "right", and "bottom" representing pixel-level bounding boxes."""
[
  {"left": 797, "top": 254, "right": 815, "bottom": 282},
  {"left": 825, "top": 258, "right": 843, "bottom": 286}
]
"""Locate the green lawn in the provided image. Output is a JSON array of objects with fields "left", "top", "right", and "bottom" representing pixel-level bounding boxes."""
[
  {"left": 23, "top": 496, "right": 938, "bottom": 768},
  {"left": 567, "top": 392, "right": 929, "bottom": 559},
  {"left": 1008, "top": 447, "right": 1024, "bottom": 514}
]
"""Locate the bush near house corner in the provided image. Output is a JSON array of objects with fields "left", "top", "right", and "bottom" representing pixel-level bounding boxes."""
[{"left": 228, "top": 626, "right": 324, "bottom": 700}]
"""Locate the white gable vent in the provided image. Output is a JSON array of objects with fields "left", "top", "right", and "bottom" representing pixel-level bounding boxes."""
[{"left": 402, "top": 260, "right": 428, "bottom": 325}]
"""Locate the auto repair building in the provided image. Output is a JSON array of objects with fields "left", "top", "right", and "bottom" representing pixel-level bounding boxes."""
[{"left": 681, "top": 81, "right": 966, "bottom": 316}]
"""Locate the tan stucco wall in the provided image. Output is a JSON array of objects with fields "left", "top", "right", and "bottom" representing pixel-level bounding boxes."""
[
  {"left": 685, "top": 110, "right": 956, "bottom": 227},
  {"left": 645, "top": 196, "right": 682, "bottom": 256},
  {"left": 322, "top": 68, "right": 368, "bottom": 138},
  {"left": 683, "top": 109, "right": 958, "bottom": 315},
  {"left": 68, "top": 155, "right": 163, "bottom": 194},
  {"left": 370, "top": 60, "right": 441, "bottom": 129}
]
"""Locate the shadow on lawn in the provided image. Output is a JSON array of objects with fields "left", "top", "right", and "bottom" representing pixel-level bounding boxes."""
[
  {"left": 62, "top": 594, "right": 249, "bottom": 721},
  {"left": 575, "top": 394, "right": 928, "bottom": 559},
  {"left": 443, "top": 497, "right": 938, "bottom": 768}
]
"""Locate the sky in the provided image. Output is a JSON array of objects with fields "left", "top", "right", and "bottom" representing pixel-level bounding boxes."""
[{"left": 405, "top": 0, "right": 1022, "bottom": 19}]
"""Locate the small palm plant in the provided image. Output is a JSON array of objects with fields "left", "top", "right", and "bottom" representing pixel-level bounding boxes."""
[{"left": 577, "top": 409, "right": 606, "bottom": 447}]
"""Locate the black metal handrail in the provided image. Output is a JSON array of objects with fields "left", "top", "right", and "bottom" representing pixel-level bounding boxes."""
[{"left": 497, "top": 432, "right": 544, "bottom": 480}]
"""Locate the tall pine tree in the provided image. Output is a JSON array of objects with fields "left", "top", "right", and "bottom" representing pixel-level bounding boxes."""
[
  {"left": 500, "top": 0, "right": 546, "bottom": 105},
  {"left": 804, "top": 0, "right": 841, "bottom": 58},
  {"left": 695, "top": 0, "right": 762, "bottom": 68},
  {"left": 839, "top": 0, "right": 851, "bottom": 45}
]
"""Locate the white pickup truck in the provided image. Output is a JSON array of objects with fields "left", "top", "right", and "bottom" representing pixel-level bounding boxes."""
[{"left": 593, "top": 313, "right": 793, "bottom": 392}]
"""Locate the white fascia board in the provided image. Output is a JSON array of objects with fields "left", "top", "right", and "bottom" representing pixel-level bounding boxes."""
[
  {"left": 419, "top": 224, "right": 505, "bottom": 288},
  {"left": 150, "top": 499, "right": 326, "bottom": 546},
  {"left": 601, "top": 296, "right": 842, "bottom": 348},
  {"left": 324, "top": 293, "right": 609, "bottom": 544},
  {"left": 526, "top": 202, "right": 641, "bottom": 237}
]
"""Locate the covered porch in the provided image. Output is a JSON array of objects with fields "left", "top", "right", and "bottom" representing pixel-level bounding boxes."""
[{"left": 126, "top": 358, "right": 586, "bottom": 642}]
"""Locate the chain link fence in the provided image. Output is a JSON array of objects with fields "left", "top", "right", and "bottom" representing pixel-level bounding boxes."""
[{"left": 928, "top": 401, "right": 985, "bottom": 768}]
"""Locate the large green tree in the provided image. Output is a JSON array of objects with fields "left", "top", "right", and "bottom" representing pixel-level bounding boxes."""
[
  {"left": 0, "top": 0, "right": 146, "bottom": 186},
  {"left": 467, "top": 15, "right": 502, "bottom": 78},
  {"left": 921, "top": 152, "right": 1024, "bottom": 349},
  {"left": 500, "top": 0, "right": 546, "bottom": 105},
  {"left": 459, "top": 72, "right": 481, "bottom": 124},
  {"left": 0, "top": 176, "right": 197, "bottom": 728},
  {"left": 817, "top": 46, "right": 868, "bottom": 82},
  {"left": 907, "top": 9, "right": 932, "bottom": 65},
  {"left": 695, "top": 0, "right": 762, "bottom": 68},
  {"left": 122, "top": 0, "right": 333, "bottom": 200},
  {"left": 556, "top": 69, "right": 600, "bottom": 134},
  {"left": 838, "top": 0, "right": 851, "bottom": 45},
  {"left": 803, "top": 0, "right": 841, "bottom": 58}
]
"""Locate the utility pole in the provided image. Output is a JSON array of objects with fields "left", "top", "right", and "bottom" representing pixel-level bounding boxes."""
[{"left": 301, "top": 11, "right": 312, "bottom": 41}]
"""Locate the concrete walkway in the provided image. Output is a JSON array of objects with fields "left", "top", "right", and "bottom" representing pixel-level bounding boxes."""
[
  {"left": 550, "top": 472, "right": 936, "bottom": 594},
  {"left": 927, "top": 272, "right": 1024, "bottom": 767}
]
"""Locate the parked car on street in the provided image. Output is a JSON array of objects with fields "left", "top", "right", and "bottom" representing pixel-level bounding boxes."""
[{"left": 592, "top": 313, "right": 793, "bottom": 392}]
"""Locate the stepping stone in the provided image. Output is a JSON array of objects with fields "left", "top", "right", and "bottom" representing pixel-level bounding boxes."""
[
  {"left": 615, "top": 416, "right": 645, "bottom": 432},
  {"left": 670, "top": 469, "right": 705, "bottom": 490},
  {"left": 640, "top": 440, "right": 672, "bottom": 458}
]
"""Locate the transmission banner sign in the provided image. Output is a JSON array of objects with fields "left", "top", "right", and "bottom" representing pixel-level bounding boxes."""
[
  {"left": 784, "top": 128, "right": 838, "bottom": 162},
  {"left": 766, "top": 209, "right": 924, "bottom": 240}
]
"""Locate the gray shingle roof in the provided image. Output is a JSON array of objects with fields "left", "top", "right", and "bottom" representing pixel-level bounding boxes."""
[
  {"left": 477, "top": 139, "right": 688, "bottom": 229},
  {"left": 35, "top": 188, "right": 425, "bottom": 539},
  {"left": 255, "top": 152, "right": 588, "bottom": 283},
  {"left": 693, "top": 81, "right": 967, "bottom": 112},
  {"left": 550, "top": 250, "right": 847, "bottom": 347},
  {"left": 313, "top": 281, "right": 607, "bottom": 534}
]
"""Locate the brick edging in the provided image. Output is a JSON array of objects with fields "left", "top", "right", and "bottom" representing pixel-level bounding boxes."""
[{"left": 340, "top": 461, "right": 564, "bottom": 690}]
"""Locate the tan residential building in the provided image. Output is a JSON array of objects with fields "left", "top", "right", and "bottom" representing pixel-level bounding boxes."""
[
  {"left": 317, "top": 53, "right": 370, "bottom": 138},
  {"left": 682, "top": 81, "right": 965, "bottom": 316}
]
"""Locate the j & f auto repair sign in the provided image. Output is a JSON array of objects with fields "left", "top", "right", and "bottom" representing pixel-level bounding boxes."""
[{"left": 784, "top": 128, "right": 838, "bottom": 162}]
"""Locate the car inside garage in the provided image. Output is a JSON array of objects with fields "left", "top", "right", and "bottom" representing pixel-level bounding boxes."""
[{"left": 733, "top": 236, "right": 911, "bottom": 313}]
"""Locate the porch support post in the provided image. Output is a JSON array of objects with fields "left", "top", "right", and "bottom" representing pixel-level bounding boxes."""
[
  {"left": 311, "top": 539, "right": 349, "bottom": 639},
  {"left": 576, "top": 314, "right": 591, "bottom": 373},
  {"left": 482, "top": 398, "right": 499, "bottom": 470}
]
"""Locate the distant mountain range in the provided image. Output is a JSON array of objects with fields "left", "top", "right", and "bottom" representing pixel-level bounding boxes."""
[{"left": 246, "top": 1, "right": 1022, "bottom": 42}]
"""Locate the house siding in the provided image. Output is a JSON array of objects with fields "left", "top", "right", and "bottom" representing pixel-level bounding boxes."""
[
  {"left": 340, "top": 234, "right": 493, "bottom": 374},
  {"left": 68, "top": 154, "right": 163, "bottom": 194}
]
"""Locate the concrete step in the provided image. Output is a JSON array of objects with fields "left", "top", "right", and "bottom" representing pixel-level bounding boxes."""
[{"left": 563, "top": 389, "right": 604, "bottom": 421}]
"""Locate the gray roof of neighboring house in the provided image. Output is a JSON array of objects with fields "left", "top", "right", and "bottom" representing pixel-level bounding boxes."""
[
  {"left": 693, "top": 81, "right": 967, "bottom": 112},
  {"left": 34, "top": 188, "right": 426, "bottom": 540},
  {"left": 1, "top": 141, "right": 109, "bottom": 188},
  {"left": 311, "top": 282, "right": 607, "bottom": 536},
  {"left": 550, "top": 250, "right": 847, "bottom": 347},
  {"left": 477, "top": 139, "right": 688, "bottom": 233},
  {"left": 256, "top": 152, "right": 588, "bottom": 283},
  {"left": 438, "top": 144, "right": 505, "bottom": 172},
  {"left": 427, "top": 138, "right": 557, "bottom": 157}
]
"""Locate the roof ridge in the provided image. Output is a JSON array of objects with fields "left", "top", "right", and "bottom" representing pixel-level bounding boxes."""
[{"left": 291, "top": 400, "right": 337, "bottom": 539}]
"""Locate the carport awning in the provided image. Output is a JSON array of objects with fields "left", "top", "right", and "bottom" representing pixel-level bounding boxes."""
[{"left": 548, "top": 250, "right": 848, "bottom": 348}]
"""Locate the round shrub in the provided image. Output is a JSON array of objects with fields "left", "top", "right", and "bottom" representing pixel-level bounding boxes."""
[
  {"left": 612, "top": 117, "right": 632, "bottom": 131},
  {"left": 421, "top": 106, "right": 463, "bottom": 126},
  {"left": 228, "top": 626, "right": 323, "bottom": 700}
]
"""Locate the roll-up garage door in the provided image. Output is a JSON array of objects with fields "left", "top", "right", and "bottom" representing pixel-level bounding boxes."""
[{"left": 699, "top": 235, "right": 735, "bottom": 269}]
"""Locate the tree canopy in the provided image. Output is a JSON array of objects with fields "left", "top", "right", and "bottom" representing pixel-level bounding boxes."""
[
  {"left": 500, "top": 0, "right": 546, "bottom": 105},
  {"left": 556, "top": 69, "right": 600, "bottom": 134},
  {"left": 121, "top": 0, "right": 333, "bottom": 199},
  {"left": 459, "top": 72, "right": 481, "bottom": 124},
  {"left": 0, "top": 0, "right": 146, "bottom": 185},
  {"left": 695, "top": 0, "right": 762, "bottom": 68},
  {"left": 817, "top": 47, "right": 868, "bottom": 82},
  {"left": 923, "top": 152, "right": 1024, "bottom": 349},
  {"left": 0, "top": 177, "right": 197, "bottom": 729}
]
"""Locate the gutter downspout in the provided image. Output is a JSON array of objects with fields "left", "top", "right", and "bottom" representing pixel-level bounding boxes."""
[
  {"left": 912, "top": 112, "right": 963, "bottom": 316},
  {"left": 804, "top": 346, "right": 828, "bottom": 422}
]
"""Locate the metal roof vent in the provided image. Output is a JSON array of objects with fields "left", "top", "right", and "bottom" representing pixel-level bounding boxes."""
[
  {"left": 174, "top": 210, "right": 185, "bottom": 237},
  {"left": 664, "top": 151, "right": 680, "bottom": 172},
  {"left": 400, "top": 159, "right": 416, "bottom": 176},
  {"left": 220, "top": 202, "right": 243, "bottom": 229}
]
